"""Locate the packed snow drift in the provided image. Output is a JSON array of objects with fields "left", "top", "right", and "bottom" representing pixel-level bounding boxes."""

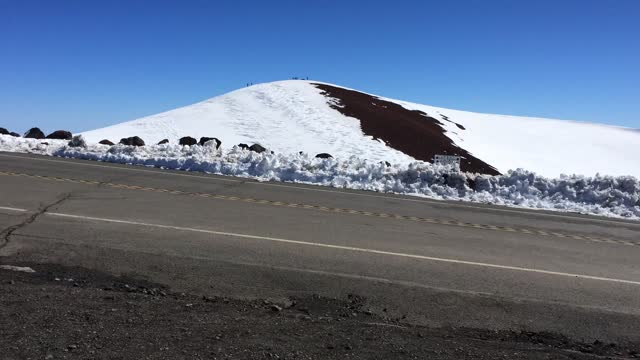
[
  {"left": 1, "top": 134, "right": 639, "bottom": 220},
  {"left": 79, "top": 80, "right": 640, "bottom": 178}
]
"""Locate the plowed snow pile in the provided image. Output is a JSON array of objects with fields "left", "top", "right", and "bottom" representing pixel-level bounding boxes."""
[{"left": 1, "top": 134, "right": 638, "bottom": 219}]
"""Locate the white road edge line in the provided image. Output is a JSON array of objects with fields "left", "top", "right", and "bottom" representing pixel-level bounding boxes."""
[
  {"left": 0, "top": 206, "right": 28, "bottom": 212},
  {"left": 47, "top": 212, "right": 640, "bottom": 286},
  {"left": 2, "top": 152, "right": 637, "bottom": 227}
]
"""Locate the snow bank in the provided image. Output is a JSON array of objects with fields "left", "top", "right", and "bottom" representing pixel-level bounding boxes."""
[{"left": 1, "top": 134, "right": 639, "bottom": 219}]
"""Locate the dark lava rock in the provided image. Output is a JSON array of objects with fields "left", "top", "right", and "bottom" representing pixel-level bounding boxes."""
[
  {"left": 0, "top": 127, "right": 8, "bottom": 135},
  {"left": 157, "top": 139, "right": 169, "bottom": 145},
  {"left": 99, "top": 139, "right": 115, "bottom": 146},
  {"left": 238, "top": 143, "right": 249, "bottom": 150},
  {"left": 315, "top": 153, "right": 333, "bottom": 159},
  {"left": 249, "top": 144, "right": 267, "bottom": 153},
  {"left": 24, "top": 127, "right": 45, "bottom": 139},
  {"left": 9, "top": 132, "right": 20, "bottom": 137},
  {"left": 199, "top": 137, "right": 221, "bottom": 148},
  {"left": 179, "top": 136, "right": 197, "bottom": 146},
  {"left": 45, "top": 130, "right": 73, "bottom": 140},
  {"left": 119, "top": 136, "right": 145, "bottom": 147}
]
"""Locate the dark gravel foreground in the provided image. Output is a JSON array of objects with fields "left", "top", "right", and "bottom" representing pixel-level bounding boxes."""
[{"left": 1, "top": 262, "right": 638, "bottom": 360}]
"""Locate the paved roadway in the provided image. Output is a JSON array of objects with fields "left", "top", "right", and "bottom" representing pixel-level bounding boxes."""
[{"left": 1, "top": 151, "right": 639, "bottom": 344}]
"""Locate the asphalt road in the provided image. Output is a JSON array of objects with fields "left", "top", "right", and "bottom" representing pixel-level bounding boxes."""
[{"left": 1, "top": 151, "right": 640, "bottom": 344}]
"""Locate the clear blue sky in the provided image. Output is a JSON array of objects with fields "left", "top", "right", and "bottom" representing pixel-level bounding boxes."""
[{"left": 1, "top": 0, "right": 638, "bottom": 134}]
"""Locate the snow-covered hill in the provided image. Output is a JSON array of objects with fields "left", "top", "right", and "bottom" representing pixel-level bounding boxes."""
[
  {"left": 80, "top": 80, "right": 640, "bottom": 178},
  {"left": 81, "top": 81, "right": 417, "bottom": 168}
]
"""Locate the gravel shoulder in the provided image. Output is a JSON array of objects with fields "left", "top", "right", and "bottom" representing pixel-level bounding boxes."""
[{"left": 2, "top": 261, "right": 638, "bottom": 360}]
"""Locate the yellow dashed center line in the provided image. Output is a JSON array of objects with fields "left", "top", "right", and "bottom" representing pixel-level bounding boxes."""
[{"left": 0, "top": 170, "right": 635, "bottom": 247}]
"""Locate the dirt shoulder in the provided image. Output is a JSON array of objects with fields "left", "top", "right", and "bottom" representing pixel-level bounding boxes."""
[{"left": 1, "top": 262, "right": 637, "bottom": 360}]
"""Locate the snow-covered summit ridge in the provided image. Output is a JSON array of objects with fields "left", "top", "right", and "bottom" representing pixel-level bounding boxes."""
[{"left": 80, "top": 80, "right": 640, "bottom": 178}]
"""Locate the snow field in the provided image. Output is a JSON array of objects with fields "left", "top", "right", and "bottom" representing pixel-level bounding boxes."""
[{"left": 388, "top": 97, "right": 640, "bottom": 179}]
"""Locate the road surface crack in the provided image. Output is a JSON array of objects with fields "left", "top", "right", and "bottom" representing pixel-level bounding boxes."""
[{"left": 0, "top": 193, "right": 71, "bottom": 251}]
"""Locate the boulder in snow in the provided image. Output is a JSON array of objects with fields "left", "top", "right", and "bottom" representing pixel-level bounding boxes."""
[
  {"left": 0, "top": 128, "right": 8, "bottom": 135},
  {"left": 157, "top": 139, "right": 169, "bottom": 145},
  {"left": 24, "top": 127, "right": 45, "bottom": 139},
  {"left": 199, "top": 137, "right": 221, "bottom": 148},
  {"left": 119, "top": 136, "right": 145, "bottom": 147},
  {"left": 9, "top": 132, "right": 20, "bottom": 137},
  {"left": 203, "top": 139, "right": 219, "bottom": 148},
  {"left": 99, "top": 139, "right": 115, "bottom": 146},
  {"left": 179, "top": 136, "right": 197, "bottom": 146},
  {"left": 68, "top": 135, "right": 87, "bottom": 148},
  {"left": 315, "top": 153, "right": 333, "bottom": 159},
  {"left": 238, "top": 143, "right": 249, "bottom": 150},
  {"left": 249, "top": 144, "right": 267, "bottom": 153},
  {"left": 46, "top": 130, "right": 73, "bottom": 140}
]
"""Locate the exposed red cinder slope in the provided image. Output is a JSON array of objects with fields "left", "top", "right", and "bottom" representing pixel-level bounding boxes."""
[{"left": 314, "top": 83, "right": 500, "bottom": 175}]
